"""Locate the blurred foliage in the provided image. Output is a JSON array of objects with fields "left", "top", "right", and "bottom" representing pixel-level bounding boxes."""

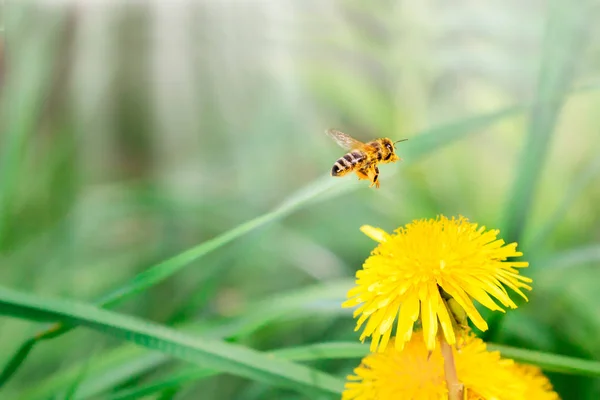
[{"left": 1, "top": 0, "right": 600, "bottom": 399}]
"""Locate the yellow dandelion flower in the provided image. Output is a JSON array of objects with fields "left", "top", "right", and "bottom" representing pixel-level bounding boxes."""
[
  {"left": 342, "top": 334, "right": 560, "bottom": 400},
  {"left": 342, "top": 215, "right": 531, "bottom": 352},
  {"left": 511, "top": 364, "right": 560, "bottom": 400}
]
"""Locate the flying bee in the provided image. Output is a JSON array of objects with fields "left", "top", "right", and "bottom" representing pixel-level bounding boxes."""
[{"left": 326, "top": 129, "right": 407, "bottom": 189}]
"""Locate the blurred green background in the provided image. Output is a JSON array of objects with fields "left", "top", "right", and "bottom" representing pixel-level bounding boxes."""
[{"left": 1, "top": 0, "right": 599, "bottom": 399}]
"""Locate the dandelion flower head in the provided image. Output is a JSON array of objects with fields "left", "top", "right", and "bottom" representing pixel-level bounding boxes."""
[
  {"left": 342, "top": 333, "right": 559, "bottom": 400},
  {"left": 343, "top": 215, "right": 532, "bottom": 352},
  {"left": 510, "top": 364, "right": 560, "bottom": 400}
]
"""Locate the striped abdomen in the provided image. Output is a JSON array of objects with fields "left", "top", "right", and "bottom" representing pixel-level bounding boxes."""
[{"left": 331, "top": 150, "right": 366, "bottom": 176}]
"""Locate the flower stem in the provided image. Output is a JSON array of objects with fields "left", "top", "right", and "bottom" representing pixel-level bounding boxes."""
[{"left": 440, "top": 335, "right": 464, "bottom": 400}]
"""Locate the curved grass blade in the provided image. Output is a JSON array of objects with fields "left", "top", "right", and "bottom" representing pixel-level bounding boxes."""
[
  {"left": 20, "top": 348, "right": 164, "bottom": 400},
  {"left": 489, "top": 344, "right": 600, "bottom": 378},
  {"left": 62, "top": 356, "right": 92, "bottom": 400},
  {"left": 273, "top": 342, "right": 600, "bottom": 378},
  {"left": 0, "top": 7, "right": 68, "bottom": 247},
  {"left": 0, "top": 174, "right": 337, "bottom": 386},
  {"left": 13, "top": 273, "right": 600, "bottom": 399},
  {"left": 488, "top": 0, "right": 592, "bottom": 341},
  {"left": 110, "top": 341, "right": 600, "bottom": 399},
  {"left": 535, "top": 245, "right": 600, "bottom": 271},
  {"left": 527, "top": 155, "right": 600, "bottom": 252},
  {"left": 108, "top": 367, "right": 214, "bottom": 400},
  {"left": 0, "top": 338, "right": 36, "bottom": 387},
  {"left": 501, "top": 0, "right": 591, "bottom": 245},
  {"left": 108, "top": 342, "right": 371, "bottom": 400},
  {"left": 274, "top": 342, "right": 600, "bottom": 378},
  {"left": 19, "top": 279, "right": 353, "bottom": 400},
  {"left": 0, "top": 105, "right": 522, "bottom": 386},
  {"left": 0, "top": 285, "right": 345, "bottom": 397},
  {"left": 400, "top": 106, "right": 520, "bottom": 160}
]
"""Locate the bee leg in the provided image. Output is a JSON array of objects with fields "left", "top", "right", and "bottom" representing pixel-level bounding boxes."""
[
  {"left": 363, "top": 166, "right": 375, "bottom": 188},
  {"left": 370, "top": 167, "right": 380, "bottom": 189},
  {"left": 355, "top": 169, "right": 369, "bottom": 181}
]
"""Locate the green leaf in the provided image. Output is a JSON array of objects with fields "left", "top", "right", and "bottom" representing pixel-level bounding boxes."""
[
  {"left": 489, "top": 344, "right": 600, "bottom": 377},
  {"left": 501, "top": 0, "right": 590, "bottom": 245},
  {"left": 61, "top": 357, "right": 92, "bottom": 400},
  {"left": 108, "top": 367, "right": 215, "bottom": 400},
  {"left": 0, "top": 8, "right": 67, "bottom": 247},
  {"left": 0, "top": 174, "right": 340, "bottom": 385},
  {"left": 0, "top": 285, "right": 345, "bottom": 397},
  {"left": 0, "top": 338, "right": 36, "bottom": 386},
  {"left": 274, "top": 341, "right": 600, "bottom": 379},
  {"left": 527, "top": 155, "right": 600, "bottom": 252},
  {"left": 400, "top": 106, "right": 521, "bottom": 161},
  {"left": 108, "top": 342, "right": 370, "bottom": 400},
  {"left": 19, "top": 279, "right": 353, "bottom": 400},
  {"left": 267, "top": 342, "right": 368, "bottom": 362},
  {"left": 536, "top": 245, "right": 600, "bottom": 271},
  {"left": 20, "top": 348, "right": 165, "bottom": 400},
  {"left": 489, "top": 0, "right": 592, "bottom": 341}
]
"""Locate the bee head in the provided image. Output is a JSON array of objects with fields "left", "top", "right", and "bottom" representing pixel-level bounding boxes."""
[{"left": 382, "top": 138, "right": 403, "bottom": 162}]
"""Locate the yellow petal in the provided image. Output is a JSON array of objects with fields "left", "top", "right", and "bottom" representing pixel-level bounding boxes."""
[
  {"left": 395, "top": 293, "right": 419, "bottom": 349},
  {"left": 437, "top": 297, "right": 456, "bottom": 345},
  {"left": 440, "top": 280, "right": 489, "bottom": 331},
  {"left": 461, "top": 278, "right": 506, "bottom": 311},
  {"left": 419, "top": 284, "right": 439, "bottom": 350},
  {"left": 360, "top": 225, "right": 390, "bottom": 243}
]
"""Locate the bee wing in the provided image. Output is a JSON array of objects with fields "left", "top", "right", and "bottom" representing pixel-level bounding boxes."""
[{"left": 325, "top": 129, "right": 365, "bottom": 150}]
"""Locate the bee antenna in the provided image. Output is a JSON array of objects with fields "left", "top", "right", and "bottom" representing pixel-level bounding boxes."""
[{"left": 394, "top": 138, "right": 408, "bottom": 144}]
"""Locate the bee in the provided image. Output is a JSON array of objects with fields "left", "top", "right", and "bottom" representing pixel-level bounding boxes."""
[{"left": 326, "top": 129, "right": 407, "bottom": 189}]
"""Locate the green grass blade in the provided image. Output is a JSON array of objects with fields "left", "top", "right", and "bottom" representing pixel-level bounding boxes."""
[
  {"left": 527, "top": 155, "right": 600, "bottom": 252},
  {"left": 0, "top": 104, "right": 521, "bottom": 386},
  {"left": 266, "top": 342, "right": 368, "bottom": 362},
  {"left": 0, "top": 175, "right": 338, "bottom": 386},
  {"left": 489, "top": 344, "right": 600, "bottom": 377},
  {"left": 95, "top": 178, "right": 333, "bottom": 308},
  {"left": 62, "top": 358, "right": 91, "bottom": 400},
  {"left": 501, "top": 0, "right": 590, "bottom": 245},
  {"left": 20, "top": 348, "right": 164, "bottom": 400},
  {"left": 0, "top": 9, "right": 66, "bottom": 246},
  {"left": 0, "top": 322, "right": 74, "bottom": 386},
  {"left": 0, "top": 285, "right": 345, "bottom": 397},
  {"left": 19, "top": 279, "right": 353, "bottom": 400},
  {"left": 274, "top": 342, "right": 600, "bottom": 378},
  {"left": 401, "top": 106, "right": 521, "bottom": 160},
  {"left": 108, "top": 343, "right": 370, "bottom": 400},
  {"left": 535, "top": 245, "right": 600, "bottom": 271},
  {"left": 108, "top": 367, "right": 215, "bottom": 400},
  {"left": 0, "top": 338, "right": 36, "bottom": 386},
  {"left": 489, "top": 0, "right": 591, "bottom": 341}
]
